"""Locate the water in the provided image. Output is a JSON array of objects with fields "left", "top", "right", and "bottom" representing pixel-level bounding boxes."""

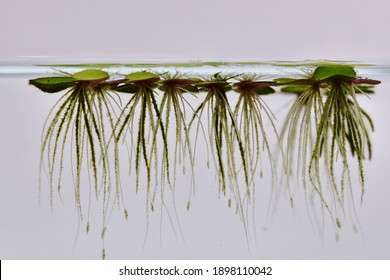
[
  {"left": 1, "top": 60, "right": 390, "bottom": 79},
  {"left": 1, "top": 61, "right": 390, "bottom": 259}
]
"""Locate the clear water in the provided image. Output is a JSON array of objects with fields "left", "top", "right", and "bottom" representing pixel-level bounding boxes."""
[
  {"left": 1, "top": 61, "right": 390, "bottom": 259},
  {"left": 1, "top": 60, "right": 390, "bottom": 80}
]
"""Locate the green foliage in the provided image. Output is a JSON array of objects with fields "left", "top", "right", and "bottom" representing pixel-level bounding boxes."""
[
  {"left": 29, "top": 76, "right": 75, "bottom": 93},
  {"left": 280, "top": 85, "right": 310, "bottom": 94},
  {"left": 312, "top": 65, "right": 357, "bottom": 82},
  {"left": 113, "top": 84, "right": 139, "bottom": 93},
  {"left": 125, "top": 71, "right": 160, "bottom": 83},
  {"left": 72, "top": 69, "right": 109, "bottom": 81}
]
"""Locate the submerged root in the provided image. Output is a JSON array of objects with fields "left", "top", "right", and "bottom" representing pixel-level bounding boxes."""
[
  {"left": 279, "top": 84, "right": 334, "bottom": 228},
  {"left": 158, "top": 74, "right": 197, "bottom": 208},
  {"left": 280, "top": 84, "right": 323, "bottom": 196},
  {"left": 39, "top": 80, "right": 126, "bottom": 246},
  {"left": 189, "top": 74, "right": 251, "bottom": 238},
  {"left": 115, "top": 84, "right": 167, "bottom": 195},
  {"left": 114, "top": 72, "right": 182, "bottom": 247},
  {"left": 232, "top": 79, "right": 280, "bottom": 213},
  {"left": 309, "top": 81, "right": 372, "bottom": 224}
]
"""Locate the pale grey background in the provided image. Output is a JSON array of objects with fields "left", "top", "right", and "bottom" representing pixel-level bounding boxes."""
[
  {"left": 1, "top": 0, "right": 390, "bottom": 259},
  {"left": 1, "top": 0, "right": 390, "bottom": 62}
]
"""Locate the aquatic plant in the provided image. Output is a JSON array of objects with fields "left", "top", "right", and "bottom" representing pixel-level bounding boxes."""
[
  {"left": 232, "top": 77, "right": 281, "bottom": 206},
  {"left": 30, "top": 69, "right": 126, "bottom": 259},
  {"left": 114, "top": 71, "right": 172, "bottom": 216},
  {"left": 278, "top": 76, "right": 323, "bottom": 203},
  {"left": 279, "top": 65, "right": 380, "bottom": 227},
  {"left": 188, "top": 73, "right": 251, "bottom": 231},
  {"left": 158, "top": 73, "right": 198, "bottom": 209}
]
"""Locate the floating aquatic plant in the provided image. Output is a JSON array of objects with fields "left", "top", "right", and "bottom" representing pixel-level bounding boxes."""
[
  {"left": 114, "top": 71, "right": 170, "bottom": 212},
  {"left": 30, "top": 69, "right": 126, "bottom": 259},
  {"left": 310, "top": 67, "right": 375, "bottom": 215},
  {"left": 232, "top": 77, "right": 279, "bottom": 199},
  {"left": 158, "top": 73, "right": 198, "bottom": 209},
  {"left": 231, "top": 76, "right": 286, "bottom": 237},
  {"left": 278, "top": 76, "right": 324, "bottom": 200},
  {"left": 279, "top": 65, "right": 380, "bottom": 227},
  {"left": 189, "top": 73, "right": 250, "bottom": 224}
]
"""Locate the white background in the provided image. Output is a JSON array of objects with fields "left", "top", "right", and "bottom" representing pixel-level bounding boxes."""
[
  {"left": 1, "top": 0, "right": 390, "bottom": 62},
  {"left": 1, "top": 0, "right": 390, "bottom": 259}
]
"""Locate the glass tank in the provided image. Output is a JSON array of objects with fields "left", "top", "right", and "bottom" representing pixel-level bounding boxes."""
[{"left": 1, "top": 60, "right": 389, "bottom": 259}]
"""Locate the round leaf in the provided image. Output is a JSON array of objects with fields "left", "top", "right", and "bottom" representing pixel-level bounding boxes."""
[
  {"left": 125, "top": 71, "right": 160, "bottom": 83},
  {"left": 313, "top": 65, "right": 356, "bottom": 81},
  {"left": 72, "top": 69, "right": 109, "bottom": 81}
]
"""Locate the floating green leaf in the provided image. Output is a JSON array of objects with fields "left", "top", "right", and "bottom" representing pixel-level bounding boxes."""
[
  {"left": 354, "top": 85, "right": 376, "bottom": 94},
  {"left": 113, "top": 84, "right": 139, "bottom": 93},
  {"left": 312, "top": 65, "right": 356, "bottom": 82},
  {"left": 254, "top": 86, "right": 275, "bottom": 95},
  {"left": 125, "top": 71, "right": 160, "bottom": 83},
  {"left": 72, "top": 69, "right": 109, "bottom": 81},
  {"left": 280, "top": 85, "right": 310, "bottom": 94},
  {"left": 29, "top": 76, "right": 75, "bottom": 93}
]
